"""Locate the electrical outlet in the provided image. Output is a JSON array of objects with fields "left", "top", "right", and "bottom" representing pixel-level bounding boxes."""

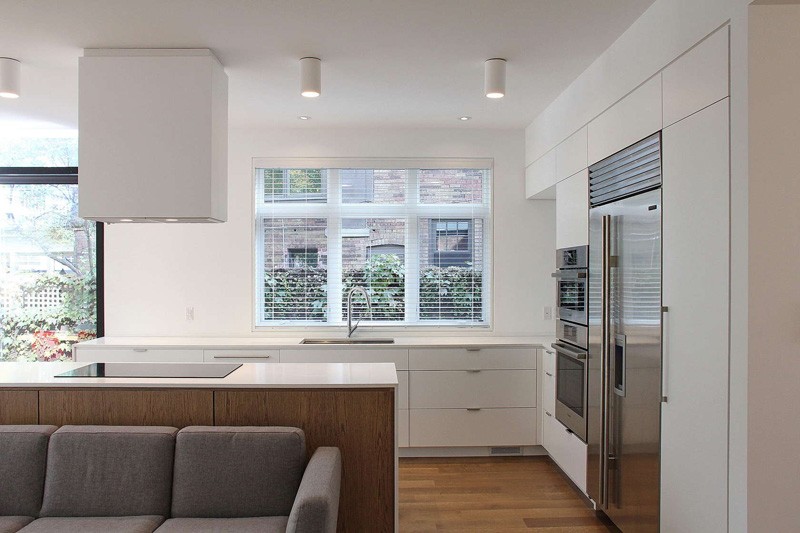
[
  {"left": 543, "top": 306, "right": 553, "bottom": 320},
  {"left": 186, "top": 307, "right": 194, "bottom": 321}
]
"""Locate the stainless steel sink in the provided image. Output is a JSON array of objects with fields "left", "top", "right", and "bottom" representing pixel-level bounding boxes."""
[{"left": 300, "top": 338, "right": 395, "bottom": 345}]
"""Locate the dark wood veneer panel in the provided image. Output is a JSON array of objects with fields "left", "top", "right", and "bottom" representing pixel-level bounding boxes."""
[
  {"left": 215, "top": 388, "right": 395, "bottom": 533},
  {"left": 38, "top": 389, "right": 213, "bottom": 427},
  {"left": 0, "top": 390, "right": 38, "bottom": 424}
]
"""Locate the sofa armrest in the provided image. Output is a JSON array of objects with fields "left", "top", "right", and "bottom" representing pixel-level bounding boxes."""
[{"left": 286, "top": 447, "right": 342, "bottom": 533}]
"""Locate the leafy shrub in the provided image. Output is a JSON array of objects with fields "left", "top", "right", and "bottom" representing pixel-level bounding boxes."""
[{"left": 262, "top": 254, "right": 482, "bottom": 322}]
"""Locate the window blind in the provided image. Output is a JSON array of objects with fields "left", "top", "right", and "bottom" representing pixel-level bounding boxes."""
[{"left": 254, "top": 160, "right": 492, "bottom": 328}]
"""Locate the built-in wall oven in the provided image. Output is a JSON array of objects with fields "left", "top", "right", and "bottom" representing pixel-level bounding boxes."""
[
  {"left": 552, "top": 246, "right": 588, "bottom": 325},
  {"left": 552, "top": 246, "right": 589, "bottom": 442}
]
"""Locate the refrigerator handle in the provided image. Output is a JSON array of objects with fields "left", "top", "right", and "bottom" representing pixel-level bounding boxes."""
[
  {"left": 661, "top": 306, "right": 669, "bottom": 403},
  {"left": 600, "top": 214, "right": 612, "bottom": 509}
]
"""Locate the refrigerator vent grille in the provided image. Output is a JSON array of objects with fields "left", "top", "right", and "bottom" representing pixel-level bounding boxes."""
[{"left": 589, "top": 133, "right": 661, "bottom": 207}]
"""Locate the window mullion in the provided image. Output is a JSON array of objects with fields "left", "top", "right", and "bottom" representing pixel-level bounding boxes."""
[
  {"left": 327, "top": 169, "right": 343, "bottom": 324},
  {"left": 405, "top": 169, "right": 420, "bottom": 324}
]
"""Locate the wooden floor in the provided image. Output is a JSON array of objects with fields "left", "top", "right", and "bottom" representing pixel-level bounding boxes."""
[{"left": 399, "top": 456, "right": 616, "bottom": 532}]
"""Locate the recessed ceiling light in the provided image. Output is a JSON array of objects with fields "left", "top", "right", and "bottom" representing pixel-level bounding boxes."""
[
  {"left": 298, "top": 116, "right": 311, "bottom": 120},
  {"left": 300, "top": 57, "right": 321, "bottom": 98},
  {"left": 459, "top": 116, "right": 471, "bottom": 121}
]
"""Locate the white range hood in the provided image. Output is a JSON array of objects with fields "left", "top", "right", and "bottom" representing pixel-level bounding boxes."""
[{"left": 78, "top": 49, "right": 228, "bottom": 223}]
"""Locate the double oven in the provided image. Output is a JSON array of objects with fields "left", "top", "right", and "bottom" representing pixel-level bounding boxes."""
[{"left": 551, "top": 246, "right": 589, "bottom": 442}]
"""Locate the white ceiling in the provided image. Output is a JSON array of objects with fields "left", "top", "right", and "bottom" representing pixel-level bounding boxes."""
[{"left": 0, "top": 0, "right": 655, "bottom": 132}]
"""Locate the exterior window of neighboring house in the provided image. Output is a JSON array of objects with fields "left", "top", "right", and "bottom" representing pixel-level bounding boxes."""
[
  {"left": 0, "top": 145, "right": 103, "bottom": 361},
  {"left": 254, "top": 161, "right": 491, "bottom": 327},
  {"left": 430, "top": 220, "right": 472, "bottom": 267}
]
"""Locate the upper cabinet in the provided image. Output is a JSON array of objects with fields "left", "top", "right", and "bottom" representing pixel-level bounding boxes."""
[
  {"left": 555, "top": 169, "right": 588, "bottom": 248},
  {"left": 662, "top": 26, "right": 729, "bottom": 128},
  {"left": 587, "top": 74, "right": 662, "bottom": 165},
  {"left": 79, "top": 49, "right": 228, "bottom": 223},
  {"left": 556, "top": 126, "right": 588, "bottom": 182},
  {"left": 525, "top": 149, "right": 556, "bottom": 199}
]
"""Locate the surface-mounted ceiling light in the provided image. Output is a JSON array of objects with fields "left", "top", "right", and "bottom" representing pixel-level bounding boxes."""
[
  {"left": 484, "top": 58, "right": 506, "bottom": 99},
  {"left": 165, "top": 218, "right": 178, "bottom": 222},
  {"left": 119, "top": 218, "right": 133, "bottom": 222},
  {"left": 298, "top": 115, "right": 311, "bottom": 120},
  {"left": 459, "top": 116, "right": 471, "bottom": 121},
  {"left": 0, "top": 58, "right": 21, "bottom": 99},
  {"left": 300, "top": 57, "right": 321, "bottom": 98}
]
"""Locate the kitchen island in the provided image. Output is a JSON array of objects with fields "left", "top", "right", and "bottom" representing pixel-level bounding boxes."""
[{"left": 0, "top": 361, "right": 398, "bottom": 533}]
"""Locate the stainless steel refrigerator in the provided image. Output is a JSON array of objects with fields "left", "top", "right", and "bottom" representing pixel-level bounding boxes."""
[{"left": 587, "top": 133, "right": 662, "bottom": 532}]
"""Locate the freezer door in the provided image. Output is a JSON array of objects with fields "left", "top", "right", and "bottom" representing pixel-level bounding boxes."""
[{"left": 588, "top": 189, "right": 662, "bottom": 532}]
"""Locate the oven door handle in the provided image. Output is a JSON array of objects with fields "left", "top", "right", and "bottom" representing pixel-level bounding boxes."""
[
  {"left": 551, "top": 270, "right": 587, "bottom": 279},
  {"left": 551, "top": 342, "right": 587, "bottom": 360}
]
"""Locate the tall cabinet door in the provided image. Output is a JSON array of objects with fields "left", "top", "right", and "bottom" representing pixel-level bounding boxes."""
[{"left": 661, "top": 98, "right": 729, "bottom": 532}]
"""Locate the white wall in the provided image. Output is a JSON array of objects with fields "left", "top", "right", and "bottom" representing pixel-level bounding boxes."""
[
  {"left": 104, "top": 127, "right": 555, "bottom": 338},
  {"left": 523, "top": 1, "right": 751, "bottom": 531},
  {"left": 748, "top": 5, "right": 800, "bottom": 531}
]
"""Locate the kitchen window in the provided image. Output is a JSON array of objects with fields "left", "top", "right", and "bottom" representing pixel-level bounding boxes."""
[{"left": 254, "top": 159, "right": 492, "bottom": 327}]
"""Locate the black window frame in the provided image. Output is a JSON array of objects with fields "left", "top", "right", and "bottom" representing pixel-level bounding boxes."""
[
  {"left": 0, "top": 166, "right": 105, "bottom": 336},
  {"left": 429, "top": 218, "right": 473, "bottom": 268}
]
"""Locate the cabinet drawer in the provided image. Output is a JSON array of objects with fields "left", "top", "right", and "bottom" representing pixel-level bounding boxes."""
[
  {"left": 409, "top": 370, "right": 536, "bottom": 408},
  {"left": 203, "top": 349, "right": 279, "bottom": 363},
  {"left": 543, "top": 413, "right": 587, "bottom": 493},
  {"left": 409, "top": 347, "right": 535, "bottom": 371},
  {"left": 409, "top": 408, "right": 537, "bottom": 447},
  {"left": 397, "top": 371, "right": 409, "bottom": 410},
  {"left": 280, "top": 348, "right": 408, "bottom": 370},
  {"left": 74, "top": 348, "right": 203, "bottom": 363},
  {"left": 398, "top": 409, "right": 409, "bottom": 448}
]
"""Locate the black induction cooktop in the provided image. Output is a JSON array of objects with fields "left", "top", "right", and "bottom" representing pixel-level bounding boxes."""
[{"left": 54, "top": 362, "right": 242, "bottom": 379}]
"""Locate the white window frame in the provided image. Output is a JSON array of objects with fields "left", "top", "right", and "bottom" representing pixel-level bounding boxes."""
[{"left": 252, "top": 157, "right": 494, "bottom": 332}]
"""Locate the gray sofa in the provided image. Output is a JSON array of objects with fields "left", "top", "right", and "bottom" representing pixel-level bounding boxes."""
[{"left": 0, "top": 425, "right": 341, "bottom": 533}]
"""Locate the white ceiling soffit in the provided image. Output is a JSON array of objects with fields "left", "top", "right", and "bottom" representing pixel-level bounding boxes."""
[{"left": 0, "top": 0, "right": 656, "bottom": 131}]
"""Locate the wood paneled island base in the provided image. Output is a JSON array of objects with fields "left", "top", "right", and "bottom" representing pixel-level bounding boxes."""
[{"left": 2, "top": 386, "right": 395, "bottom": 533}]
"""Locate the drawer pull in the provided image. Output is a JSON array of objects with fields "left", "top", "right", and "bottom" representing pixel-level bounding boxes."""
[
  {"left": 545, "top": 371, "right": 553, "bottom": 377},
  {"left": 466, "top": 408, "right": 482, "bottom": 412},
  {"left": 466, "top": 369, "right": 481, "bottom": 373},
  {"left": 132, "top": 348, "right": 148, "bottom": 352},
  {"left": 545, "top": 411, "right": 553, "bottom": 417},
  {"left": 465, "top": 347, "right": 481, "bottom": 352},
  {"left": 213, "top": 355, "right": 271, "bottom": 359}
]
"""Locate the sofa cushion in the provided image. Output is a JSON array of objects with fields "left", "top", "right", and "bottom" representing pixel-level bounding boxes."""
[
  {"left": 0, "top": 516, "right": 34, "bottom": 533},
  {"left": 171, "top": 426, "right": 306, "bottom": 518},
  {"left": 155, "top": 517, "right": 289, "bottom": 532},
  {"left": 17, "top": 516, "right": 164, "bottom": 533},
  {"left": 39, "top": 426, "right": 177, "bottom": 518},
  {"left": 0, "top": 425, "right": 57, "bottom": 517}
]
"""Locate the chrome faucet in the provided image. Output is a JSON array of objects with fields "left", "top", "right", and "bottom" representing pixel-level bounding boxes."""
[{"left": 346, "top": 287, "right": 372, "bottom": 338}]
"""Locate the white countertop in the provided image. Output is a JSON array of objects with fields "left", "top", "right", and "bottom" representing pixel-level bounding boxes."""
[
  {"left": 0, "top": 362, "right": 398, "bottom": 389},
  {"left": 76, "top": 335, "right": 555, "bottom": 350}
]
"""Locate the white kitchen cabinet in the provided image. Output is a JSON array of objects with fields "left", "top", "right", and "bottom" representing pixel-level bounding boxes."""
[
  {"left": 409, "top": 370, "right": 536, "bottom": 409},
  {"left": 280, "top": 348, "right": 409, "bottom": 369},
  {"left": 542, "top": 411, "right": 587, "bottom": 493},
  {"left": 525, "top": 149, "right": 557, "bottom": 198},
  {"left": 203, "top": 349, "right": 278, "bottom": 363},
  {"left": 409, "top": 347, "right": 535, "bottom": 371},
  {"left": 588, "top": 74, "right": 662, "bottom": 165},
  {"left": 409, "top": 408, "right": 537, "bottom": 447},
  {"left": 556, "top": 127, "right": 588, "bottom": 181},
  {"left": 555, "top": 169, "right": 589, "bottom": 249},
  {"left": 79, "top": 49, "right": 227, "bottom": 222},
  {"left": 398, "top": 409, "right": 409, "bottom": 448},
  {"left": 73, "top": 348, "right": 203, "bottom": 363},
  {"left": 662, "top": 26, "right": 729, "bottom": 128},
  {"left": 661, "top": 98, "right": 729, "bottom": 533}
]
